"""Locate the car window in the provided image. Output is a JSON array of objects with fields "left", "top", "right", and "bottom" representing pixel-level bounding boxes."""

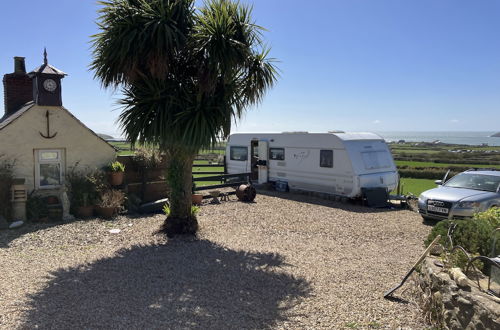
[{"left": 444, "top": 173, "right": 500, "bottom": 192}]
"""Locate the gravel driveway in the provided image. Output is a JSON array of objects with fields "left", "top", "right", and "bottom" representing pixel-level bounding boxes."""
[{"left": 0, "top": 191, "right": 431, "bottom": 329}]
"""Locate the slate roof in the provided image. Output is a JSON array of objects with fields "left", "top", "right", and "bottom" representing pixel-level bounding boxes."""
[
  {"left": 28, "top": 63, "right": 66, "bottom": 77},
  {"left": 0, "top": 102, "right": 35, "bottom": 129}
]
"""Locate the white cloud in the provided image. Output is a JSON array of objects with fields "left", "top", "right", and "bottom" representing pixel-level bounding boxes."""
[
  {"left": 373, "top": 120, "right": 381, "bottom": 124},
  {"left": 450, "top": 119, "right": 459, "bottom": 123}
]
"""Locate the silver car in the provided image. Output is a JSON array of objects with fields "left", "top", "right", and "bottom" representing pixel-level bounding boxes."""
[{"left": 418, "top": 169, "right": 500, "bottom": 221}]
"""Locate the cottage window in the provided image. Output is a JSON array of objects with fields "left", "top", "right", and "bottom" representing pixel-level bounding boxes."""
[
  {"left": 230, "top": 146, "right": 248, "bottom": 161},
  {"left": 320, "top": 150, "right": 333, "bottom": 168},
  {"left": 269, "top": 148, "right": 285, "bottom": 160},
  {"left": 35, "top": 149, "right": 64, "bottom": 189}
]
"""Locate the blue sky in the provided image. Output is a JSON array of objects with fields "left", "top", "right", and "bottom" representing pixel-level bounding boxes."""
[{"left": 1, "top": 0, "right": 499, "bottom": 137}]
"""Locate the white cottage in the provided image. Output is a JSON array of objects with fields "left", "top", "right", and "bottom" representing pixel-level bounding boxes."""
[{"left": 0, "top": 53, "right": 116, "bottom": 196}]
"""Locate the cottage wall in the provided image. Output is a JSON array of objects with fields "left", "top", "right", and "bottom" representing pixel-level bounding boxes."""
[{"left": 0, "top": 104, "right": 116, "bottom": 191}]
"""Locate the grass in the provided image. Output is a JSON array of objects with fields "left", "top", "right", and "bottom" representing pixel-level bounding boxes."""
[{"left": 394, "top": 178, "right": 437, "bottom": 196}]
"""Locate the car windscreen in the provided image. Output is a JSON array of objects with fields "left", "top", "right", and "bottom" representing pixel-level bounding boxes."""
[{"left": 444, "top": 173, "right": 500, "bottom": 192}]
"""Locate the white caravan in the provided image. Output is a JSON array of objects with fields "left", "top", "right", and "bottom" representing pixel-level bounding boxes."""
[{"left": 225, "top": 132, "right": 398, "bottom": 198}]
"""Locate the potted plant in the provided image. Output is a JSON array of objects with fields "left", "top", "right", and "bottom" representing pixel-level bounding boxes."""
[
  {"left": 192, "top": 181, "right": 203, "bottom": 206},
  {"left": 66, "top": 167, "right": 101, "bottom": 219},
  {"left": 76, "top": 193, "right": 94, "bottom": 218},
  {"left": 26, "top": 194, "right": 49, "bottom": 222},
  {"left": 96, "top": 189, "right": 125, "bottom": 219},
  {"left": 107, "top": 161, "right": 125, "bottom": 186}
]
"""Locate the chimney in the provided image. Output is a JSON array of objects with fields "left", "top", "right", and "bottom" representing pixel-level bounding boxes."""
[{"left": 3, "top": 57, "right": 33, "bottom": 117}]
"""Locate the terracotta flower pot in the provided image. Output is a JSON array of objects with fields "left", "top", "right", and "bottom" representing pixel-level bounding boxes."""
[
  {"left": 192, "top": 194, "right": 203, "bottom": 206},
  {"left": 76, "top": 205, "right": 94, "bottom": 218},
  {"left": 109, "top": 171, "right": 124, "bottom": 186},
  {"left": 96, "top": 206, "right": 116, "bottom": 219},
  {"left": 46, "top": 196, "right": 59, "bottom": 205}
]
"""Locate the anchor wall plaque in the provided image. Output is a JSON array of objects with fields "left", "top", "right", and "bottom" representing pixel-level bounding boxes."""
[{"left": 40, "top": 110, "right": 57, "bottom": 139}]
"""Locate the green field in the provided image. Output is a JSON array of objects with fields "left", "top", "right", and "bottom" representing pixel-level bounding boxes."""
[
  {"left": 192, "top": 161, "right": 225, "bottom": 187},
  {"left": 395, "top": 178, "right": 437, "bottom": 196}
]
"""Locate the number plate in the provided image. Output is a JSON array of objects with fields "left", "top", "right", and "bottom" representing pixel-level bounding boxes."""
[{"left": 427, "top": 205, "right": 449, "bottom": 214}]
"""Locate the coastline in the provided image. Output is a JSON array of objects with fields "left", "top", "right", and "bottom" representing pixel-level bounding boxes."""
[{"left": 375, "top": 131, "right": 500, "bottom": 146}]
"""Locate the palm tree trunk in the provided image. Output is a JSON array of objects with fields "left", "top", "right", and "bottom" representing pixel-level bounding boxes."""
[{"left": 162, "top": 146, "right": 198, "bottom": 237}]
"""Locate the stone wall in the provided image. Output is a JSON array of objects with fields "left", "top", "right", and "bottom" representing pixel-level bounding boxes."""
[{"left": 416, "top": 257, "right": 500, "bottom": 329}]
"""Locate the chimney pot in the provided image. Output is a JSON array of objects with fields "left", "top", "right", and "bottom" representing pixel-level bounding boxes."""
[
  {"left": 3, "top": 56, "right": 32, "bottom": 116},
  {"left": 14, "top": 57, "right": 26, "bottom": 74}
]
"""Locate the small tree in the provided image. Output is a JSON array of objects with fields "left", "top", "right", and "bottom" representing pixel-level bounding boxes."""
[{"left": 91, "top": 0, "right": 278, "bottom": 236}]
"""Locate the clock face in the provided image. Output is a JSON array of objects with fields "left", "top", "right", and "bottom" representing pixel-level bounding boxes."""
[{"left": 43, "top": 79, "right": 57, "bottom": 92}]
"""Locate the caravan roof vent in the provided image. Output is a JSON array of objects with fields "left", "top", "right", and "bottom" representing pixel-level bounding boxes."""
[
  {"left": 282, "top": 131, "right": 309, "bottom": 134},
  {"left": 328, "top": 130, "right": 345, "bottom": 134}
]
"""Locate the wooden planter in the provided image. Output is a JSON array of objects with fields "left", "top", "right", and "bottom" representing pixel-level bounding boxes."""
[
  {"left": 76, "top": 205, "right": 94, "bottom": 218},
  {"left": 192, "top": 194, "right": 203, "bottom": 206},
  {"left": 96, "top": 206, "right": 115, "bottom": 219},
  {"left": 109, "top": 171, "right": 124, "bottom": 186}
]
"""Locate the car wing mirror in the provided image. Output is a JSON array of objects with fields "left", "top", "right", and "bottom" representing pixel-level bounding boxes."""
[{"left": 435, "top": 180, "right": 443, "bottom": 185}]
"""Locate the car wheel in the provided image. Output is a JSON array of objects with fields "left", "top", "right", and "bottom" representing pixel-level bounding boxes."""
[{"left": 421, "top": 216, "right": 436, "bottom": 223}]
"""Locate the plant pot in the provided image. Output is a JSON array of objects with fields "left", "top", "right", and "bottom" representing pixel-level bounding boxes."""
[
  {"left": 192, "top": 194, "right": 203, "bottom": 206},
  {"left": 38, "top": 216, "right": 49, "bottom": 223},
  {"left": 48, "top": 208, "right": 63, "bottom": 221},
  {"left": 109, "top": 171, "right": 124, "bottom": 186},
  {"left": 76, "top": 205, "right": 94, "bottom": 218},
  {"left": 46, "top": 196, "right": 59, "bottom": 205},
  {"left": 96, "top": 206, "right": 116, "bottom": 219}
]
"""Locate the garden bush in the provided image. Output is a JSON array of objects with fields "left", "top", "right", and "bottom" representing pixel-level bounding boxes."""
[
  {"left": 425, "top": 208, "right": 500, "bottom": 270},
  {"left": 66, "top": 164, "right": 107, "bottom": 212},
  {"left": 0, "top": 155, "right": 15, "bottom": 220}
]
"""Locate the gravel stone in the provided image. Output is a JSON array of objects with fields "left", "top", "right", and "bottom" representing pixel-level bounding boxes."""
[{"left": 0, "top": 191, "right": 431, "bottom": 329}]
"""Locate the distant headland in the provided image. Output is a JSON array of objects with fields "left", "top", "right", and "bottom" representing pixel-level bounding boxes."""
[{"left": 492, "top": 132, "right": 500, "bottom": 137}]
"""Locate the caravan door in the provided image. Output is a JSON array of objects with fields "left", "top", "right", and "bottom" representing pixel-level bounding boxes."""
[{"left": 257, "top": 140, "right": 268, "bottom": 184}]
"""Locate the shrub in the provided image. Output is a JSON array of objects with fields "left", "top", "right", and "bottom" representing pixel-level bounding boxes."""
[
  {"left": 163, "top": 204, "right": 199, "bottom": 217},
  {"left": 131, "top": 147, "right": 164, "bottom": 170},
  {"left": 66, "top": 165, "right": 103, "bottom": 211},
  {"left": 0, "top": 155, "right": 15, "bottom": 219},
  {"left": 425, "top": 208, "right": 500, "bottom": 270},
  {"left": 473, "top": 207, "right": 500, "bottom": 229},
  {"left": 98, "top": 189, "right": 126, "bottom": 208},
  {"left": 26, "top": 193, "right": 48, "bottom": 221},
  {"left": 107, "top": 161, "right": 125, "bottom": 172}
]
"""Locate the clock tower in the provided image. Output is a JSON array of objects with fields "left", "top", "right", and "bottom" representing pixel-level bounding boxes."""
[{"left": 29, "top": 49, "right": 67, "bottom": 106}]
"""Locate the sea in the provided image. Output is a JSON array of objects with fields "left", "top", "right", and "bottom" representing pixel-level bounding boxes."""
[{"left": 375, "top": 131, "right": 500, "bottom": 146}]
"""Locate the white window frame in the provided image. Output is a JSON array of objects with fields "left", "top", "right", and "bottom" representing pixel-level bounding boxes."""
[
  {"left": 230, "top": 146, "right": 248, "bottom": 161},
  {"left": 35, "top": 149, "right": 64, "bottom": 189}
]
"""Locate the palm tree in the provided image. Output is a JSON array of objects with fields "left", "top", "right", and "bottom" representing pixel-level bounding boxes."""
[{"left": 90, "top": 0, "right": 278, "bottom": 237}]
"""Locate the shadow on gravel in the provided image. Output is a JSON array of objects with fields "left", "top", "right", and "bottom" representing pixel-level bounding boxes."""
[
  {"left": 0, "top": 214, "right": 156, "bottom": 248},
  {"left": 0, "top": 222, "right": 60, "bottom": 248},
  {"left": 256, "top": 190, "right": 406, "bottom": 214},
  {"left": 21, "top": 239, "right": 311, "bottom": 329}
]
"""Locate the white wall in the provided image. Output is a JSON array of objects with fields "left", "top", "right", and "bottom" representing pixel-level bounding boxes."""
[{"left": 0, "top": 104, "right": 116, "bottom": 191}]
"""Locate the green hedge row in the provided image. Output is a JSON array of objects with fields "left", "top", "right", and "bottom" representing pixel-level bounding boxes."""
[
  {"left": 395, "top": 157, "right": 500, "bottom": 165},
  {"left": 398, "top": 168, "right": 459, "bottom": 180}
]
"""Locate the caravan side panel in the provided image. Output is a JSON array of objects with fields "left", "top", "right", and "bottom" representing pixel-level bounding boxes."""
[{"left": 268, "top": 146, "right": 356, "bottom": 196}]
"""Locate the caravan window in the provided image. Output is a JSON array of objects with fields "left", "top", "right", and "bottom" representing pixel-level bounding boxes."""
[
  {"left": 320, "top": 150, "right": 333, "bottom": 168},
  {"left": 269, "top": 148, "right": 285, "bottom": 160},
  {"left": 230, "top": 146, "right": 248, "bottom": 161},
  {"left": 361, "top": 151, "right": 391, "bottom": 170}
]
